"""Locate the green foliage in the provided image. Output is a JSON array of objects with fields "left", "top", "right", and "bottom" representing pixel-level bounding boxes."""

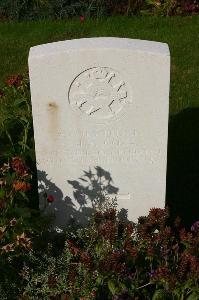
[
  {"left": 144, "top": 0, "right": 177, "bottom": 16},
  {"left": 0, "top": 0, "right": 198, "bottom": 20},
  {"left": 17, "top": 201, "right": 199, "bottom": 300},
  {"left": 0, "top": 74, "right": 34, "bottom": 161},
  {"left": 0, "top": 155, "right": 51, "bottom": 298},
  {"left": 18, "top": 248, "right": 72, "bottom": 299},
  {"left": 0, "top": 76, "right": 51, "bottom": 299}
]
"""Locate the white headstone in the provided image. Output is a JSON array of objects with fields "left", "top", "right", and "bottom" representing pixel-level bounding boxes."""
[{"left": 29, "top": 38, "right": 170, "bottom": 228}]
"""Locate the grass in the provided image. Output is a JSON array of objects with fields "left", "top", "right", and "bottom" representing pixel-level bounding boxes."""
[{"left": 0, "top": 16, "right": 198, "bottom": 115}]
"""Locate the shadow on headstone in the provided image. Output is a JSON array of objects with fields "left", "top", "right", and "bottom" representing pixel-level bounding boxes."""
[
  {"left": 67, "top": 166, "right": 119, "bottom": 209},
  {"left": 166, "top": 108, "right": 199, "bottom": 228},
  {"left": 37, "top": 166, "right": 119, "bottom": 231}
]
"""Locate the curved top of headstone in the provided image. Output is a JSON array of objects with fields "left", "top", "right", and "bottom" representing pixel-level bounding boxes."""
[{"left": 29, "top": 37, "right": 170, "bottom": 59}]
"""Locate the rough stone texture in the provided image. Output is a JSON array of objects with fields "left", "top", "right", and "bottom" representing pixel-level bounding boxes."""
[{"left": 29, "top": 38, "right": 170, "bottom": 229}]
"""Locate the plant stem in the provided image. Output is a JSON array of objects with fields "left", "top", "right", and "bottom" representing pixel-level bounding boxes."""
[{"left": 137, "top": 282, "right": 152, "bottom": 290}]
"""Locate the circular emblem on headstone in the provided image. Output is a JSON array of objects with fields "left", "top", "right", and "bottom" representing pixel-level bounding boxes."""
[{"left": 68, "top": 67, "right": 130, "bottom": 120}]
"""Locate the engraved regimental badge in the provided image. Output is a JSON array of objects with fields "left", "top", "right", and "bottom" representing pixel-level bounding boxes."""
[{"left": 68, "top": 67, "right": 131, "bottom": 120}]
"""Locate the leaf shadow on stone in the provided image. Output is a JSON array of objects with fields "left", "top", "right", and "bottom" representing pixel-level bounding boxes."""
[
  {"left": 166, "top": 108, "right": 199, "bottom": 228},
  {"left": 37, "top": 166, "right": 120, "bottom": 231},
  {"left": 67, "top": 166, "right": 119, "bottom": 209}
]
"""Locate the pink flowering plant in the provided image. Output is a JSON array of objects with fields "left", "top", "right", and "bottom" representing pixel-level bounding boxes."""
[{"left": 20, "top": 199, "right": 199, "bottom": 299}]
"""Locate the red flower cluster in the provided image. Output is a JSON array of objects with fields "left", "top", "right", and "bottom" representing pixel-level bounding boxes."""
[
  {"left": 67, "top": 264, "right": 78, "bottom": 284},
  {"left": 16, "top": 233, "right": 32, "bottom": 250},
  {"left": 94, "top": 208, "right": 116, "bottom": 224},
  {"left": 179, "top": 228, "right": 193, "bottom": 243},
  {"left": 99, "top": 250, "right": 126, "bottom": 275},
  {"left": 191, "top": 221, "right": 199, "bottom": 233},
  {"left": 126, "top": 222, "right": 134, "bottom": 236},
  {"left": 137, "top": 208, "right": 169, "bottom": 240},
  {"left": 67, "top": 239, "right": 80, "bottom": 256},
  {"left": 2, "top": 243, "right": 14, "bottom": 253},
  {"left": 6, "top": 74, "right": 23, "bottom": 87},
  {"left": 104, "top": 208, "right": 116, "bottom": 221},
  {"left": 98, "top": 220, "right": 117, "bottom": 241},
  {"left": 124, "top": 240, "right": 138, "bottom": 258},
  {"left": 184, "top": 0, "right": 199, "bottom": 13},
  {"left": 147, "top": 245, "right": 155, "bottom": 257},
  {"left": 10, "top": 218, "right": 17, "bottom": 227},
  {"left": 94, "top": 210, "right": 103, "bottom": 223},
  {"left": 47, "top": 194, "right": 55, "bottom": 203},
  {"left": 178, "top": 253, "right": 199, "bottom": 280},
  {"left": 13, "top": 180, "right": 31, "bottom": 192},
  {"left": 150, "top": 266, "right": 171, "bottom": 281},
  {"left": 153, "top": 226, "right": 172, "bottom": 244},
  {"left": 11, "top": 157, "right": 29, "bottom": 177},
  {"left": 80, "top": 251, "right": 93, "bottom": 268},
  {"left": 79, "top": 16, "right": 85, "bottom": 22},
  {"left": 48, "top": 274, "right": 58, "bottom": 289},
  {"left": 148, "top": 207, "right": 169, "bottom": 227}
]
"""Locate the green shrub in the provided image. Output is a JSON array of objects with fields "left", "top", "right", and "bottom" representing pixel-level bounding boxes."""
[
  {"left": 0, "top": 74, "right": 51, "bottom": 298},
  {"left": 0, "top": 74, "right": 34, "bottom": 161},
  {"left": 0, "top": 0, "right": 198, "bottom": 20},
  {"left": 20, "top": 202, "right": 199, "bottom": 299}
]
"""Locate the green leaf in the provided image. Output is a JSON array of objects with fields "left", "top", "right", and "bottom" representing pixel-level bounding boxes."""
[
  {"left": 152, "top": 289, "right": 168, "bottom": 300},
  {"left": 119, "top": 282, "right": 126, "bottom": 292},
  {"left": 18, "top": 141, "right": 29, "bottom": 149},
  {"left": 13, "top": 207, "right": 31, "bottom": 219},
  {"left": 19, "top": 191, "right": 29, "bottom": 201},
  {"left": 0, "top": 189, "right": 5, "bottom": 198},
  {"left": 146, "top": 0, "right": 156, "bottom": 5},
  {"left": 95, "top": 244, "right": 102, "bottom": 256},
  {"left": 96, "top": 276, "right": 103, "bottom": 286},
  {"left": 108, "top": 280, "right": 117, "bottom": 295},
  {"left": 20, "top": 116, "right": 28, "bottom": 123},
  {"left": 14, "top": 98, "right": 26, "bottom": 107},
  {"left": 2, "top": 114, "right": 13, "bottom": 122},
  {"left": 187, "top": 292, "right": 199, "bottom": 300}
]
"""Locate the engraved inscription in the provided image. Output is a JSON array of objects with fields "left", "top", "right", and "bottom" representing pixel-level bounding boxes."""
[
  {"left": 37, "top": 129, "right": 162, "bottom": 166},
  {"left": 68, "top": 67, "right": 131, "bottom": 120}
]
